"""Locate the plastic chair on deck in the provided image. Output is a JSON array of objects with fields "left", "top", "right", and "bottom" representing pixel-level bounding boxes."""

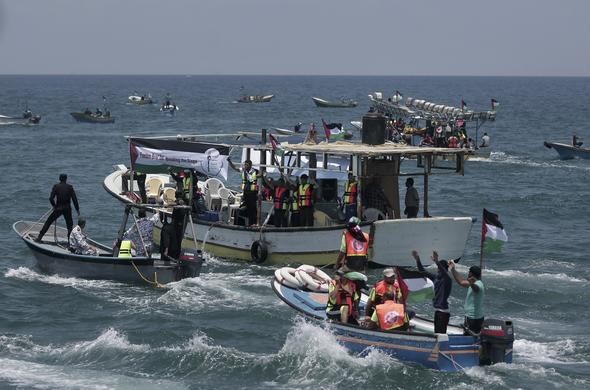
[
  {"left": 145, "top": 177, "right": 164, "bottom": 202},
  {"left": 204, "top": 178, "right": 225, "bottom": 211},
  {"left": 162, "top": 187, "right": 177, "bottom": 205}
]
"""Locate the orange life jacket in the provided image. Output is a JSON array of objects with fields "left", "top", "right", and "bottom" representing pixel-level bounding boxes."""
[
  {"left": 273, "top": 186, "right": 289, "bottom": 210},
  {"left": 343, "top": 181, "right": 357, "bottom": 205},
  {"left": 376, "top": 301, "right": 406, "bottom": 330},
  {"left": 373, "top": 280, "right": 404, "bottom": 304},
  {"left": 298, "top": 184, "right": 312, "bottom": 207},
  {"left": 326, "top": 279, "right": 358, "bottom": 313},
  {"left": 344, "top": 230, "right": 369, "bottom": 258}
]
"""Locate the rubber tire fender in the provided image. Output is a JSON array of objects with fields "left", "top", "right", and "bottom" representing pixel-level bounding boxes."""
[{"left": 250, "top": 240, "right": 268, "bottom": 263}]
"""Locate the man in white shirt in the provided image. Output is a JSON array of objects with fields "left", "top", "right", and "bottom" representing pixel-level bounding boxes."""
[{"left": 69, "top": 217, "right": 97, "bottom": 255}]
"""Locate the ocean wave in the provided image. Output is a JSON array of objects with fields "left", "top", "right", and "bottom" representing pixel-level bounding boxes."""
[
  {"left": 4, "top": 267, "right": 125, "bottom": 289},
  {"left": 483, "top": 151, "right": 590, "bottom": 171},
  {"left": 514, "top": 338, "right": 588, "bottom": 365},
  {"left": 450, "top": 263, "right": 587, "bottom": 283}
]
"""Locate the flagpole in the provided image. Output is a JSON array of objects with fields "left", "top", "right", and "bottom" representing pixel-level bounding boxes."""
[{"left": 480, "top": 209, "right": 485, "bottom": 270}]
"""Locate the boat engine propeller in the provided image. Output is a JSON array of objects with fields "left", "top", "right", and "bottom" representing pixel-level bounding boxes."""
[
  {"left": 177, "top": 248, "right": 204, "bottom": 278},
  {"left": 479, "top": 318, "right": 514, "bottom": 365}
]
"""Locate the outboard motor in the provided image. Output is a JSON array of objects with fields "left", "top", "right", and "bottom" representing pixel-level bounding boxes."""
[
  {"left": 177, "top": 248, "right": 204, "bottom": 278},
  {"left": 479, "top": 319, "right": 514, "bottom": 365}
]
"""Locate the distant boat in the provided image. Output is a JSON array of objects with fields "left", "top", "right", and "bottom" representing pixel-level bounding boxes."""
[
  {"left": 0, "top": 109, "right": 41, "bottom": 125},
  {"left": 544, "top": 141, "right": 590, "bottom": 160},
  {"left": 70, "top": 110, "right": 115, "bottom": 124},
  {"left": 312, "top": 96, "right": 358, "bottom": 108},
  {"left": 128, "top": 93, "right": 153, "bottom": 105},
  {"left": 160, "top": 102, "right": 179, "bottom": 116},
  {"left": 237, "top": 94, "right": 274, "bottom": 103}
]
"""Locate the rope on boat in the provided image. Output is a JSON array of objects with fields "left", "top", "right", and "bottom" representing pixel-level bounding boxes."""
[
  {"left": 130, "top": 260, "right": 165, "bottom": 288},
  {"left": 439, "top": 350, "right": 465, "bottom": 371},
  {"left": 21, "top": 208, "right": 53, "bottom": 238}
]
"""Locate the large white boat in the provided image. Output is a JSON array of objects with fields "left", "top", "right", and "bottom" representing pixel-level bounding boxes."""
[{"left": 103, "top": 128, "right": 474, "bottom": 267}]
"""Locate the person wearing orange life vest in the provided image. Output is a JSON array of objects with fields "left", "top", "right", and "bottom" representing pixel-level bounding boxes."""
[
  {"left": 262, "top": 174, "right": 292, "bottom": 227},
  {"left": 365, "top": 292, "right": 408, "bottom": 331},
  {"left": 335, "top": 217, "right": 369, "bottom": 272},
  {"left": 297, "top": 173, "right": 315, "bottom": 227},
  {"left": 326, "top": 268, "right": 360, "bottom": 324},
  {"left": 364, "top": 267, "right": 407, "bottom": 319},
  {"left": 342, "top": 172, "right": 358, "bottom": 220}
]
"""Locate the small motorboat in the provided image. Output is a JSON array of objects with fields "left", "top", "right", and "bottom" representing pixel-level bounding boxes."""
[
  {"left": 160, "top": 103, "right": 179, "bottom": 116},
  {"left": 128, "top": 93, "right": 153, "bottom": 105},
  {"left": 237, "top": 94, "right": 274, "bottom": 103},
  {"left": 544, "top": 140, "right": 590, "bottom": 160},
  {"left": 272, "top": 267, "right": 514, "bottom": 372},
  {"left": 70, "top": 110, "right": 115, "bottom": 124},
  {"left": 312, "top": 97, "right": 358, "bottom": 108},
  {"left": 0, "top": 109, "right": 41, "bottom": 125},
  {"left": 13, "top": 204, "right": 203, "bottom": 285}
]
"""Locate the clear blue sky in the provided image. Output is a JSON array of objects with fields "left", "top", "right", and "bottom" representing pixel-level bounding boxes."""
[{"left": 1, "top": 0, "right": 589, "bottom": 76}]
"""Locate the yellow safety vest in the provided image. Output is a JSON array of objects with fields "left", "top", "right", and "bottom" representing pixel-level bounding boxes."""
[{"left": 118, "top": 240, "right": 132, "bottom": 258}]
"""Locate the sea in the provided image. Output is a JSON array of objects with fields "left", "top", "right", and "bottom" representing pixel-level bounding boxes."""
[{"left": 0, "top": 75, "right": 589, "bottom": 389}]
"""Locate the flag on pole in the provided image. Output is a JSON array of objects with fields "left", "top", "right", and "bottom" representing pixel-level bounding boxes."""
[
  {"left": 268, "top": 133, "right": 284, "bottom": 157},
  {"left": 321, "top": 118, "right": 331, "bottom": 141},
  {"left": 461, "top": 99, "right": 467, "bottom": 111},
  {"left": 491, "top": 98, "right": 499, "bottom": 110},
  {"left": 482, "top": 208, "right": 508, "bottom": 251}
]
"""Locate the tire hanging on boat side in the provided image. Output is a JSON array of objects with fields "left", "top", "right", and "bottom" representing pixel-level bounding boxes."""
[{"left": 250, "top": 240, "right": 268, "bottom": 263}]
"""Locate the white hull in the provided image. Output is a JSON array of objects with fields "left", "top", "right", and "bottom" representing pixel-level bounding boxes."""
[{"left": 105, "top": 167, "right": 473, "bottom": 265}]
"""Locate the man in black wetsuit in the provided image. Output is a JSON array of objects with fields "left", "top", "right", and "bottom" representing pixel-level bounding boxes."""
[{"left": 36, "top": 173, "right": 80, "bottom": 242}]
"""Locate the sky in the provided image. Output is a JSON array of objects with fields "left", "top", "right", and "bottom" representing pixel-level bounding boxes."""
[{"left": 0, "top": 0, "right": 589, "bottom": 76}]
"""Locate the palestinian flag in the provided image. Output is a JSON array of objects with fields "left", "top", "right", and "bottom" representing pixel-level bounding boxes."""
[
  {"left": 396, "top": 267, "right": 434, "bottom": 304},
  {"left": 491, "top": 98, "right": 500, "bottom": 110},
  {"left": 482, "top": 208, "right": 508, "bottom": 252},
  {"left": 268, "top": 133, "right": 284, "bottom": 157}
]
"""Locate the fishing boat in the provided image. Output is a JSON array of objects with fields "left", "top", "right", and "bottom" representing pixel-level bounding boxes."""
[
  {"left": 13, "top": 204, "right": 203, "bottom": 285},
  {"left": 128, "top": 93, "right": 153, "bottom": 105},
  {"left": 544, "top": 140, "right": 590, "bottom": 160},
  {"left": 312, "top": 96, "right": 358, "bottom": 108},
  {"left": 0, "top": 109, "right": 41, "bottom": 125},
  {"left": 103, "top": 120, "right": 474, "bottom": 267},
  {"left": 237, "top": 94, "right": 274, "bottom": 103},
  {"left": 70, "top": 111, "right": 115, "bottom": 124},
  {"left": 271, "top": 271, "right": 514, "bottom": 372}
]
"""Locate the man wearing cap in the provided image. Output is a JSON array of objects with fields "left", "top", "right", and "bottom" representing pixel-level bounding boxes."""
[
  {"left": 326, "top": 268, "right": 360, "bottom": 324},
  {"left": 335, "top": 217, "right": 369, "bottom": 272},
  {"left": 448, "top": 262, "right": 485, "bottom": 334},
  {"left": 69, "top": 217, "right": 97, "bottom": 255},
  {"left": 364, "top": 267, "right": 406, "bottom": 319},
  {"left": 36, "top": 173, "right": 80, "bottom": 242},
  {"left": 412, "top": 250, "right": 452, "bottom": 334}
]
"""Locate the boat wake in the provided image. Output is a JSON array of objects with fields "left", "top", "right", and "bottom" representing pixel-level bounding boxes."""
[
  {"left": 449, "top": 263, "right": 587, "bottom": 284},
  {"left": 479, "top": 151, "right": 590, "bottom": 171},
  {"left": 4, "top": 267, "right": 125, "bottom": 290}
]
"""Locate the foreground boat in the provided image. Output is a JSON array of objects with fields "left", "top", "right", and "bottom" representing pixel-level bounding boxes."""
[
  {"left": 312, "top": 96, "right": 358, "bottom": 108},
  {"left": 103, "top": 126, "right": 474, "bottom": 267},
  {"left": 544, "top": 141, "right": 590, "bottom": 160},
  {"left": 70, "top": 111, "right": 115, "bottom": 124},
  {"left": 13, "top": 205, "right": 203, "bottom": 285},
  {"left": 272, "top": 274, "right": 514, "bottom": 372}
]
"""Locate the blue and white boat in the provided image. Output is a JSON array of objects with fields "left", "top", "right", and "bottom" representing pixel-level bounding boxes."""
[{"left": 272, "top": 274, "right": 514, "bottom": 372}]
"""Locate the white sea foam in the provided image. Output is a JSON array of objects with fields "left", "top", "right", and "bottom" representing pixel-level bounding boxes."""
[
  {"left": 483, "top": 151, "right": 590, "bottom": 171},
  {"left": 0, "top": 357, "right": 187, "bottom": 390},
  {"left": 4, "top": 267, "right": 124, "bottom": 289},
  {"left": 514, "top": 338, "right": 586, "bottom": 365},
  {"left": 484, "top": 268, "right": 588, "bottom": 283}
]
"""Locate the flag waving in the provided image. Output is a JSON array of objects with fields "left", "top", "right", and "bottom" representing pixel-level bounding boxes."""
[
  {"left": 321, "top": 118, "right": 331, "bottom": 141},
  {"left": 482, "top": 208, "right": 508, "bottom": 251},
  {"left": 268, "top": 133, "right": 284, "bottom": 157},
  {"left": 491, "top": 98, "right": 499, "bottom": 110},
  {"left": 461, "top": 99, "right": 467, "bottom": 111}
]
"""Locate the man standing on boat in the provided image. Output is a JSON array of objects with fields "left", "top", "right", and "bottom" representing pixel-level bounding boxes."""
[
  {"left": 335, "top": 217, "right": 369, "bottom": 272},
  {"left": 341, "top": 172, "right": 358, "bottom": 220},
  {"left": 241, "top": 159, "right": 259, "bottom": 226},
  {"left": 449, "top": 262, "right": 485, "bottom": 334},
  {"left": 297, "top": 174, "right": 315, "bottom": 227},
  {"left": 35, "top": 173, "right": 80, "bottom": 242},
  {"left": 404, "top": 178, "right": 419, "bottom": 218},
  {"left": 263, "top": 174, "right": 291, "bottom": 228}
]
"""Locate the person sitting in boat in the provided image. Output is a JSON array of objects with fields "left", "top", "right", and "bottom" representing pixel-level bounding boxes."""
[
  {"left": 95, "top": 108, "right": 103, "bottom": 117},
  {"left": 69, "top": 217, "right": 97, "bottom": 255},
  {"left": 364, "top": 267, "right": 406, "bottom": 319},
  {"left": 326, "top": 267, "right": 360, "bottom": 325},
  {"left": 420, "top": 134, "right": 435, "bottom": 147},
  {"left": 122, "top": 208, "right": 160, "bottom": 257},
  {"left": 341, "top": 172, "right": 358, "bottom": 221},
  {"left": 480, "top": 132, "right": 491, "bottom": 148},
  {"left": 84, "top": 107, "right": 92, "bottom": 115},
  {"left": 365, "top": 292, "right": 408, "bottom": 331},
  {"left": 335, "top": 217, "right": 369, "bottom": 272},
  {"left": 573, "top": 135, "right": 583, "bottom": 148}
]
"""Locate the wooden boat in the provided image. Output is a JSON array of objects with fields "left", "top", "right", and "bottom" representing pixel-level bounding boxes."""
[
  {"left": 544, "top": 141, "right": 590, "bottom": 160},
  {"left": 128, "top": 94, "right": 153, "bottom": 105},
  {"left": 272, "top": 276, "right": 514, "bottom": 372},
  {"left": 70, "top": 111, "right": 115, "bottom": 124},
  {"left": 13, "top": 205, "right": 203, "bottom": 285},
  {"left": 103, "top": 130, "right": 475, "bottom": 267},
  {"left": 237, "top": 94, "right": 274, "bottom": 103},
  {"left": 312, "top": 96, "right": 358, "bottom": 108},
  {"left": 0, "top": 110, "right": 41, "bottom": 125}
]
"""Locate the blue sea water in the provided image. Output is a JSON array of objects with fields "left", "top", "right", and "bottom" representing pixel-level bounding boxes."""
[{"left": 0, "top": 75, "right": 589, "bottom": 389}]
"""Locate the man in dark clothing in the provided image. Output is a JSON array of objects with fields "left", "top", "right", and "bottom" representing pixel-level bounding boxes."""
[
  {"left": 412, "top": 250, "right": 452, "bottom": 334},
  {"left": 36, "top": 174, "right": 80, "bottom": 242},
  {"left": 160, "top": 215, "right": 179, "bottom": 262}
]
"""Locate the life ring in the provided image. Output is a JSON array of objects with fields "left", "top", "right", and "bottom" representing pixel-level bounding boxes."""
[
  {"left": 278, "top": 267, "right": 301, "bottom": 288},
  {"left": 294, "top": 265, "right": 332, "bottom": 292},
  {"left": 250, "top": 240, "right": 268, "bottom": 263}
]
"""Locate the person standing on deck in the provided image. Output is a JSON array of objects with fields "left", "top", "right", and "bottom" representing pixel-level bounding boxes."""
[
  {"left": 404, "top": 177, "right": 419, "bottom": 218},
  {"left": 341, "top": 172, "right": 358, "bottom": 220},
  {"left": 297, "top": 174, "right": 315, "bottom": 227},
  {"left": 449, "top": 262, "right": 485, "bottom": 334},
  {"left": 36, "top": 173, "right": 80, "bottom": 242},
  {"left": 229, "top": 158, "right": 259, "bottom": 226},
  {"left": 263, "top": 174, "right": 291, "bottom": 228},
  {"left": 335, "top": 217, "right": 369, "bottom": 272}
]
